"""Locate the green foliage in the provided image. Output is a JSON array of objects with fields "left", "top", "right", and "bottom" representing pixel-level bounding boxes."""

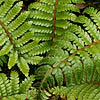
[
  {"left": 50, "top": 84, "right": 100, "bottom": 100},
  {"left": 1, "top": 0, "right": 100, "bottom": 100},
  {"left": 28, "top": 0, "right": 83, "bottom": 57},
  {"left": 28, "top": 0, "right": 100, "bottom": 99},
  {"left": 0, "top": 71, "right": 37, "bottom": 100},
  {"left": 35, "top": 84, "right": 100, "bottom": 100},
  {"left": 0, "top": 0, "right": 42, "bottom": 76}
]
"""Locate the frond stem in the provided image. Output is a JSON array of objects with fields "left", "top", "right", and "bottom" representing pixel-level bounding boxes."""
[{"left": 88, "top": 82, "right": 100, "bottom": 85}]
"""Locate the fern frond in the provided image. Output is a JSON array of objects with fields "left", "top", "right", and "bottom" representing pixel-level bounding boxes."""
[
  {"left": 84, "top": 7, "right": 100, "bottom": 29},
  {"left": 33, "top": 33, "right": 52, "bottom": 41},
  {"left": 7, "top": 11, "right": 30, "bottom": 32},
  {"left": 2, "top": 1, "right": 23, "bottom": 25},
  {"left": 50, "top": 84, "right": 100, "bottom": 100},
  {"left": 0, "top": 0, "right": 15, "bottom": 18},
  {"left": 24, "top": 55, "right": 43, "bottom": 65},
  {"left": 0, "top": 0, "right": 45, "bottom": 76},
  {"left": 29, "top": 2, "right": 53, "bottom": 13},
  {"left": 0, "top": 71, "right": 37, "bottom": 100},
  {"left": 30, "top": 11, "right": 53, "bottom": 21},
  {"left": 0, "top": 42, "right": 13, "bottom": 56},
  {"left": 75, "top": 16, "right": 100, "bottom": 42},
  {"left": 28, "top": 0, "right": 81, "bottom": 66},
  {"left": 32, "top": 19, "right": 53, "bottom": 27},
  {"left": 8, "top": 50, "right": 18, "bottom": 69},
  {"left": 0, "top": 73, "right": 11, "bottom": 97},
  {"left": 19, "top": 75, "right": 34, "bottom": 93},
  {"left": 0, "top": 34, "right": 8, "bottom": 46},
  {"left": 29, "top": 42, "right": 51, "bottom": 56},
  {"left": 12, "top": 21, "right": 33, "bottom": 39},
  {"left": 10, "top": 71, "right": 19, "bottom": 95},
  {"left": 58, "top": 0, "right": 85, "bottom": 4},
  {"left": 17, "top": 57, "right": 29, "bottom": 76},
  {"left": 33, "top": 4, "right": 100, "bottom": 97}
]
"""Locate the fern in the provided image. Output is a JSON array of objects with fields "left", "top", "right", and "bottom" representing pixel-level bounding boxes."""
[
  {"left": 0, "top": 71, "right": 37, "bottom": 100},
  {"left": 29, "top": 0, "right": 82, "bottom": 86},
  {"left": 1, "top": 0, "right": 100, "bottom": 100},
  {"left": 28, "top": 0, "right": 84, "bottom": 57},
  {"left": 0, "top": 0, "right": 42, "bottom": 76},
  {"left": 29, "top": 0, "right": 100, "bottom": 100},
  {"left": 49, "top": 84, "right": 100, "bottom": 100}
]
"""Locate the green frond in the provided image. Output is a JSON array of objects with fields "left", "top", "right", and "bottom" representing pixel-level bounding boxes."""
[
  {"left": 12, "top": 21, "right": 33, "bottom": 39},
  {"left": 72, "top": 0, "right": 85, "bottom": 3},
  {"left": 29, "top": 2, "right": 53, "bottom": 13},
  {"left": 50, "top": 84, "right": 100, "bottom": 100},
  {"left": 0, "top": 73, "right": 11, "bottom": 96},
  {"left": 55, "top": 69, "right": 63, "bottom": 86},
  {"left": 0, "top": 0, "right": 15, "bottom": 18},
  {"left": 32, "top": 19, "right": 53, "bottom": 27},
  {"left": 30, "top": 11, "right": 53, "bottom": 21},
  {"left": 2, "top": 96, "right": 16, "bottom": 100},
  {"left": 2, "top": 91, "right": 37, "bottom": 100},
  {"left": 33, "top": 33, "right": 52, "bottom": 41},
  {"left": 10, "top": 71, "right": 19, "bottom": 95},
  {"left": 34, "top": 4, "right": 100, "bottom": 94},
  {"left": 84, "top": 7, "right": 100, "bottom": 29},
  {"left": 39, "top": 90, "right": 51, "bottom": 100},
  {"left": 2, "top": 1, "right": 23, "bottom": 25},
  {"left": 28, "top": 0, "right": 81, "bottom": 71},
  {"left": 19, "top": 40, "right": 39, "bottom": 54},
  {"left": 58, "top": 0, "right": 85, "bottom": 4},
  {"left": 56, "top": 12, "right": 77, "bottom": 21},
  {"left": 0, "top": 42, "right": 12, "bottom": 56},
  {"left": 24, "top": 55, "right": 43, "bottom": 65},
  {"left": 58, "top": 0, "right": 71, "bottom": 3},
  {"left": 3, "top": 1, "right": 100, "bottom": 99},
  {"left": 57, "top": 4, "right": 79, "bottom": 12},
  {"left": 39, "top": 56, "right": 58, "bottom": 65},
  {"left": 28, "top": 0, "right": 80, "bottom": 42},
  {"left": 31, "top": 25, "right": 52, "bottom": 34},
  {"left": 7, "top": 11, "right": 30, "bottom": 32},
  {"left": 56, "top": 20, "right": 72, "bottom": 29},
  {"left": 19, "top": 75, "right": 35, "bottom": 93},
  {"left": 69, "top": 25, "right": 92, "bottom": 45},
  {"left": 0, "top": 34, "right": 8, "bottom": 46},
  {"left": 75, "top": 16, "right": 100, "bottom": 41},
  {"left": 0, "top": 0, "right": 44, "bottom": 76},
  {"left": 40, "top": 0, "right": 55, "bottom": 5},
  {"left": 17, "top": 57, "right": 29, "bottom": 77},
  {"left": 29, "top": 42, "right": 51, "bottom": 56},
  {"left": 15, "top": 32, "right": 34, "bottom": 47},
  {"left": 0, "top": 72, "right": 37, "bottom": 100},
  {"left": 8, "top": 50, "right": 18, "bottom": 69}
]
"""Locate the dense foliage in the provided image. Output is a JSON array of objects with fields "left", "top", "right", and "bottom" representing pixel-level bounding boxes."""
[{"left": 0, "top": 0, "right": 100, "bottom": 100}]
